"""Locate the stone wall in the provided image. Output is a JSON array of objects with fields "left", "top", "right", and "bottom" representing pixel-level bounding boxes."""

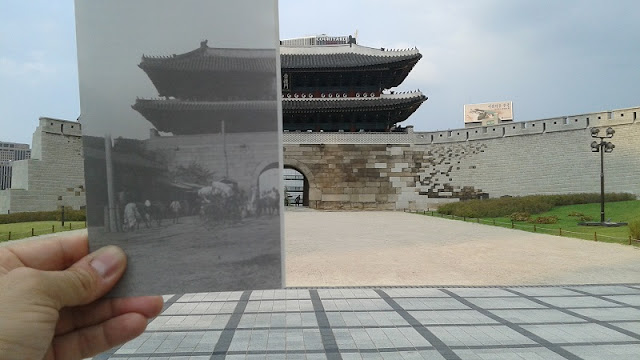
[
  {"left": 1, "top": 106, "right": 638, "bottom": 213},
  {"left": 0, "top": 118, "right": 86, "bottom": 214},
  {"left": 145, "top": 131, "right": 280, "bottom": 194},
  {"left": 284, "top": 106, "right": 640, "bottom": 210}
]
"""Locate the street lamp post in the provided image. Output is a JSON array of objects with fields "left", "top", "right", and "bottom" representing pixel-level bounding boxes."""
[
  {"left": 589, "top": 127, "right": 615, "bottom": 224},
  {"left": 58, "top": 195, "right": 65, "bottom": 227}
]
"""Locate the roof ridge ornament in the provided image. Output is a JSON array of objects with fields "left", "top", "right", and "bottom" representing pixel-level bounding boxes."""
[{"left": 200, "top": 40, "right": 208, "bottom": 48}]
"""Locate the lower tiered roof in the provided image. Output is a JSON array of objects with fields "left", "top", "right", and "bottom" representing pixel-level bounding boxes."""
[
  {"left": 132, "top": 99, "right": 279, "bottom": 135},
  {"left": 132, "top": 92, "right": 426, "bottom": 135},
  {"left": 283, "top": 92, "right": 427, "bottom": 132}
]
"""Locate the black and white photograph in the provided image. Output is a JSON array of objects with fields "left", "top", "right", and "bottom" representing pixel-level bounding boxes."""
[{"left": 75, "top": 0, "right": 283, "bottom": 296}]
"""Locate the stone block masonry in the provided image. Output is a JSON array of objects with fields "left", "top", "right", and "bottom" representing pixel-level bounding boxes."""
[
  {"left": 1, "top": 107, "right": 638, "bottom": 213},
  {"left": 284, "top": 106, "right": 640, "bottom": 210},
  {"left": 0, "top": 118, "right": 86, "bottom": 214}
]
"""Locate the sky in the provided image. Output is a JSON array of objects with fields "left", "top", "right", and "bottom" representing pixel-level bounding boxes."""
[{"left": 1, "top": 0, "right": 640, "bottom": 145}]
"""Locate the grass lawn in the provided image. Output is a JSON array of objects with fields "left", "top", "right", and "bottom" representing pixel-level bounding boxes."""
[
  {"left": 426, "top": 200, "right": 640, "bottom": 246},
  {"left": 0, "top": 221, "right": 86, "bottom": 242}
]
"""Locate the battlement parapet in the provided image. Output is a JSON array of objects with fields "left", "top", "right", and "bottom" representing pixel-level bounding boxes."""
[
  {"left": 283, "top": 131, "right": 413, "bottom": 144},
  {"left": 38, "top": 117, "right": 82, "bottom": 137},
  {"left": 283, "top": 106, "right": 640, "bottom": 145}
]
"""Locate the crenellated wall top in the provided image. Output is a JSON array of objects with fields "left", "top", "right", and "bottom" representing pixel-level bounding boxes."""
[{"left": 283, "top": 106, "right": 639, "bottom": 145}]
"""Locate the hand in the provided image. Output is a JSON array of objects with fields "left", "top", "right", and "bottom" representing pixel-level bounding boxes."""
[{"left": 0, "top": 232, "right": 163, "bottom": 359}]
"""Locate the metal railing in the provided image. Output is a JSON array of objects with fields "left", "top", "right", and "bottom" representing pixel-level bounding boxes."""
[{"left": 404, "top": 209, "right": 638, "bottom": 245}]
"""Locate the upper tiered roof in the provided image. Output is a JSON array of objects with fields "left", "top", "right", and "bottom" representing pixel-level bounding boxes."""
[
  {"left": 139, "top": 41, "right": 276, "bottom": 73},
  {"left": 279, "top": 35, "right": 422, "bottom": 93},
  {"left": 280, "top": 44, "right": 421, "bottom": 69}
]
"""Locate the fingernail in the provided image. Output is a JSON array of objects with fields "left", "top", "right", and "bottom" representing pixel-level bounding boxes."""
[{"left": 90, "top": 246, "right": 125, "bottom": 278}]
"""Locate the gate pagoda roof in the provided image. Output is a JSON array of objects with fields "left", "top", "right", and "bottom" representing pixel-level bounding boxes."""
[
  {"left": 282, "top": 92, "right": 426, "bottom": 132},
  {"left": 133, "top": 37, "right": 427, "bottom": 134},
  {"left": 139, "top": 41, "right": 420, "bottom": 72},
  {"left": 280, "top": 44, "right": 421, "bottom": 69},
  {"left": 132, "top": 99, "right": 278, "bottom": 135},
  {"left": 139, "top": 41, "right": 276, "bottom": 73},
  {"left": 283, "top": 92, "right": 426, "bottom": 112}
]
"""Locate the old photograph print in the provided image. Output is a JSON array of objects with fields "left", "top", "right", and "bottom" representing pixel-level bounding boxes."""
[{"left": 75, "top": 0, "right": 283, "bottom": 296}]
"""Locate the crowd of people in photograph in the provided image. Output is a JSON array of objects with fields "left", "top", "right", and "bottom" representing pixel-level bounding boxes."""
[{"left": 116, "top": 182, "right": 280, "bottom": 232}]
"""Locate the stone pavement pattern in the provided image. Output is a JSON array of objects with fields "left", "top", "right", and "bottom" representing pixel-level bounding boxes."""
[
  {"left": 95, "top": 285, "right": 640, "bottom": 359},
  {"left": 88, "top": 210, "right": 640, "bottom": 358}
]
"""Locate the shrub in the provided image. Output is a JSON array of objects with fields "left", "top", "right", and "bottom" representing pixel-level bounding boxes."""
[
  {"left": 437, "top": 192, "right": 635, "bottom": 218},
  {"left": 55, "top": 208, "right": 87, "bottom": 222},
  {"left": 438, "top": 196, "right": 553, "bottom": 218},
  {"left": 567, "top": 211, "right": 584, "bottom": 217},
  {"left": 578, "top": 215, "right": 593, "bottom": 222},
  {"left": 510, "top": 212, "right": 531, "bottom": 221},
  {"left": 529, "top": 216, "right": 559, "bottom": 224},
  {"left": 630, "top": 218, "right": 640, "bottom": 240},
  {"left": 0, "top": 208, "right": 86, "bottom": 224}
]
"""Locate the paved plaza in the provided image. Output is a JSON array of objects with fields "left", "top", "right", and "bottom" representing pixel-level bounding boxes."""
[
  {"left": 285, "top": 211, "right": 640, "bottom": 286},
  {"left": 91, "top": 210, "right": 640, "bottom": 359},
  {"left": 95, "top": 285, "right": 640, "bottom": 359}
]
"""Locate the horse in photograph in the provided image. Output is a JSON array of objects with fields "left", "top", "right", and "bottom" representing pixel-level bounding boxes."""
[
  {"left": 198, "top": 180, "right": 246, "bottom": 224},
  {"left": 256, "top": 187, "right": 280, "bottom": 217}
]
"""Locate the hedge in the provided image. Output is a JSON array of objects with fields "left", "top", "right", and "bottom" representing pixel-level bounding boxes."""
[
  {"left": 0, "top": 208, "right": 86, "bottom": 224},
  {"left": 437, "top": 193, "right": 636, "bottom": 218}
]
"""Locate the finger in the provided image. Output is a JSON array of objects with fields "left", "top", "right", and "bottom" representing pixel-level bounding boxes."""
[
  {"left": 36, "top": 245, "right": 127, "bottom": 309},
  {"left": 0, "top": 231, "right": 88, "bottom": 273},
  {"left": 50, "top": 312, "right": 149, "bottom": 360},
  {"left": 56, "top": 296, "right": 164, "bottom": 335}
]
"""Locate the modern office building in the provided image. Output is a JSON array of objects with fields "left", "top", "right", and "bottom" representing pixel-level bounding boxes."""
[{"left": 0, "top": 141, "right": 31, "bottom": 190}]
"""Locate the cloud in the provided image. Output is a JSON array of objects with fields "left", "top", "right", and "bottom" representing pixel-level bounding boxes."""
[{"left": 0, "top": 51, "right": 55, "bottom": 82}]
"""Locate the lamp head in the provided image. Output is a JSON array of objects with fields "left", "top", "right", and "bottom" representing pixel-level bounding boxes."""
[
  {"left": 590, "top": 141, "right": 600, "bottom": 152},
  {"left": 590, "top": 127, "right": 600, "bottom": 137},
  {"left": 606, "top": 127, "right": 615, "bottom": 137},
  {"left": 604, "top": 141, "right": 615, "bottom": 153}
]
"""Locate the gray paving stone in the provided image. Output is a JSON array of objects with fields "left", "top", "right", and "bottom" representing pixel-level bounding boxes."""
[
  {"left": 426, "top": 325, "right": 536, "bottom": 347},
  {"left": 506, "top": 287, "right": 584, "bottom": 297},
  {"left": 463, "top": 297, "right": 547, "bottom": 309},
  {"left": 96, "top": 285, "right": 640, "bottom": 359},
  {"left": 563, "top": 344, "right": 640, "bottom": 360},
  {"left": 393, "top": 297, "right": 469, "bottom": 310},
  {"left": 383, "top": 288, "right": 451, "bottom": 298},
  {"left": 453, "top": 347, "right": 567, "bottom": 360},
  {"left": 606, "top": 321, "right": 640, "bottom": 336},
  {"left": 604, "top": 294, "right": 640, "bottom": 306},
  {"left": 408, "top": 310, "right": 497, "bottom": 325},
  {"left": 522, "top": 323, "right": 636, "bottom": 343},
  {"left": 447, "top": 288, "right": 519, "bottom": 298},
  {"left": 535, "top": 295, "right": 623, "bottom": 308},
  {"left": 570, "top": 307, "right": 640, "bottom": 321},
  {"left": 487, "top": 309, "right": 586, "bottom": 324},
  {"left": 567, "top": 286, "right": 640, "bottom": 295}
]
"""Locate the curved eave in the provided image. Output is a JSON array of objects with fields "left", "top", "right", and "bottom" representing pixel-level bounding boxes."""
[
  {"left": 282, "top": 93, "right": 427, "bottom": 113},
  {"left": 132, "top": 99, "right": 278, "bottom": 112},
  {"left": 281, "top": 53, "right": 421, "bottom": 70},
  {"left": 131, "top": 99, "right": 278, "bottom": 135},
  {"left": 139, "top": 57, "right": 277, "bottom": 73}
]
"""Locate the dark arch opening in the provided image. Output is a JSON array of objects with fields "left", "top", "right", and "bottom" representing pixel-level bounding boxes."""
[{"left": 283, "top": 165, "right": 309, "bottom": 207}]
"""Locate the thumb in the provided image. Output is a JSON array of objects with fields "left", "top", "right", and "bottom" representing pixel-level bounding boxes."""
[{"left": 40, "top": 245, "right": 127, "bottom": 309}]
